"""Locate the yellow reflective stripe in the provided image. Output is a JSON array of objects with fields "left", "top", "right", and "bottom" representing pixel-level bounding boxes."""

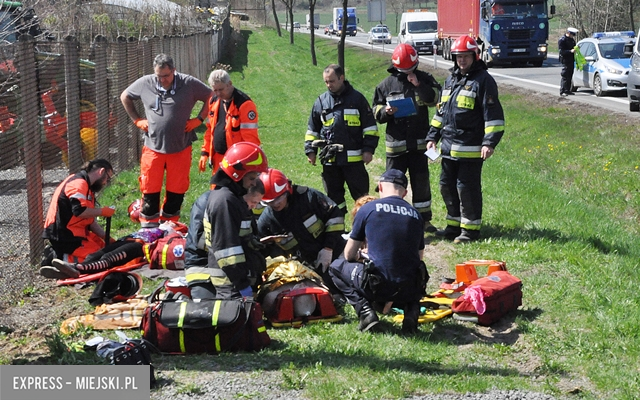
[
  {"left": 161, "top": 243, "right": 170, "bottom": 269},
  {"left": 305, "top": 130, "right": 318, "bottom": 141},
  {"left": 431, "top": 114, "right": 443, "bottom": 128},
  {"left": 450, "top": 144, "right": 482, "bottom": 158},
  {"left": 344, "top": 114, "right": 361, "bottom": 126},
  {"left": 322, "top": 117, "right": 334, "bottom": 127},
  {"left": 179, "top": 330, "right": 186, "bottom": 353},
  {"left": 363, "top": 126, "right": 379, "bottom": 136},
  {"left": 461, "top": 218, "right": 482, "bottom": 230},
  {"left": 210, "top": 276, "right": 232, "bottom": 286},
  {"left": 347, "top": 149, "right": 363, "bottom": 162},
  {"left": 217, "top": 254, "right": 246, "bottom": 267},
  {"left": 177, "top": 301, "right": 187, "bottom": 328},
  {"left": 374, "top": 104, "right": 386, "bottom": 115},
  {"left": 215, "top": 333, "right": 221, "bottom": 352},
  {"left": 143, "top": 244, "right": 151, "bottom": 262},
  {"left": 325, "top": 223, "right": 345, "bottom": 233},
  {"left": 203, "top": 217, "right": 212, "bottom": 249},
  {"left": 279, "top": 237, "right": 298, "bottom": 250},
  {"left": 185, "top": 272, "right": 211, "bottom": 283},
  {"left": 485, "top": 120, "right": 505, "bottom": 134},
  {"left": 212, "top": 300, "right": 221, "bottom": 325},
  {"left": 258, "top": 325, "right": 266, "bottom": 333},
  {"left": 457, "top": 95, "right": 475, "bottom": 109}
]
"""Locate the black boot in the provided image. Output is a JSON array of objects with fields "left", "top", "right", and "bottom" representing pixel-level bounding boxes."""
[
  {"left": 358, "top": 302, "right": 380, "bottom": 332},
  {"left": 402, "top": 301, "right": 420, "bottom": 334}
]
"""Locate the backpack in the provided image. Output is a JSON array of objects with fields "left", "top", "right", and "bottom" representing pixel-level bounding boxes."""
[{"left": 144, "top": 233, "right": 186, "bottom": 270}]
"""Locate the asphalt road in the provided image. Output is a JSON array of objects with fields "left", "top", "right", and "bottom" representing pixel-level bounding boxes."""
[{"left": 305, "top": 28, "right": 639, "bottom": 119}]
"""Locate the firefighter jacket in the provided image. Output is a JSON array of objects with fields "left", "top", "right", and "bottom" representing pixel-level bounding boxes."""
[
  {"left": 373, "top": 67, "right": 441, "bottom": 157},
  {"left": 202, "top": 88, "right": 260, "bottom": 158},
  {"left": 558, "top": 35, "right": 576, "bottom": 66},
  {"left": 427, "top": 61, "right": 504, "bottom": 161},
  {"left": 185, "top": 170, "right": 258, "bottom": 292},
  {"left": 184, "top": 190, "right": 211, "bottom": 268},
  {"left": 256, "top": 185, "right": 346, "bottom": 265},
  {"left": 305, "top": 81, "right": 379, "bottom": 166},
  {"left": 43, "top": 171, "right": 97, "bottom": 254}
]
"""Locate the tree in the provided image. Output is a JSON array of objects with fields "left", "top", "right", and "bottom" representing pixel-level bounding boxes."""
[
  {"left": 271, "top": 0, "right": 282, "bottom": 36},
  {"left": 337, "top": 0, "right": 347, "bottom": 68},
  {"left": 280, "top": 0, "right": 296, "bottom": 44},
  {"left": 309, "top": 0, "right": 317, "bottom": 65}
]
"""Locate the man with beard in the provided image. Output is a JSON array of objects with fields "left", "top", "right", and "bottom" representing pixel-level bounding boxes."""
[
  {"left": 42, "top": 159, "right": 116, "bottom": 267},
  {"left": 372, "top": 43, "right": 441, "bottom": 233}
]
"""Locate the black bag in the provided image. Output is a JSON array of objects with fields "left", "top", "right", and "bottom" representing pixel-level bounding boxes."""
[
  {"left": 111, "top": 339, "right": 156, "bottom": 386},
  {"left": 141, "top": 284, "right": 271, "bottom": 354}
]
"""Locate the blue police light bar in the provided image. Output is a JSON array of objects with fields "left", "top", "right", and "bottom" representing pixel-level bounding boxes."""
[{"left": 592, "top": 31, "right": 635, "bottom": 39}]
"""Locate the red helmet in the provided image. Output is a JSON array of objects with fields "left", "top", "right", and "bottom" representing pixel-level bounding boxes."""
[
  {"left": 391, "top": 43, "right": 419, "bottom": 72},
  {"left": 128, "top": 199, "right": 142, "bottom": 223},
  {"left": 451, "top": 35, "right": 480, "bottom": 60},
  {"left": 219, "top": 142, "right": 268, "bottom": 182},
  {"left": 260, "top": 168, "right": 292, "bottom": 202}
]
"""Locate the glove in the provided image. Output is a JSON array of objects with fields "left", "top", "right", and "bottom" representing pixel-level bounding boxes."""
[
  {"left": 100, "top": 207, "right": 116, "bottom": 217},
  {"left": 239, "top": 286, "right": 253, "bottom": 298},
  {"left": 315, "top": 248, "right": 333, "bottom": 273},
  {"left": 198, "top": 155, "right": 208, "bottom": 172},
  {"left": 134, "top": 118, "right": 148, "bottom": 132},
  {"left": 185, "top": 117, "right": 202, "bottom": 132}
]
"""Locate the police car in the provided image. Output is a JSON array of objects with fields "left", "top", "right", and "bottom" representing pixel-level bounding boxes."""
[{"left": 571, "top": 31, "right": 635, "bottom": 97}]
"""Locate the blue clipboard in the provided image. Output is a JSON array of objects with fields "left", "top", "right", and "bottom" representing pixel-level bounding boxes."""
[{"left": 388, "top": 97, "right": 417, "bottom": 118}]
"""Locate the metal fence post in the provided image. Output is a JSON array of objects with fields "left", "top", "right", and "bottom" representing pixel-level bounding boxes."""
[
  {"left": 93, "top": 35, "right": 110, "bottom": 160},
  {"left": 16, "top": 34, "right": 44, "bottom": 265},
  {"left": 63, "top": 35, "right": 82, "bottom": 172}
]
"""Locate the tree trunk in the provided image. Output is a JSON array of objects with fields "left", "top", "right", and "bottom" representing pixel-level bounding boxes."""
[
  {"left": 338, "top": 0, "right": 348, "bottom": 68},
  {"left": 272, "top": 0, "right": 281, "bottom": 36},
  {"left": 309, "top": 0, "right": 317, "bottom": 66}
]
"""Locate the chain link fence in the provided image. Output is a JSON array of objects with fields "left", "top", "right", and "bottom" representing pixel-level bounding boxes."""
[{"left": 0, "top": 25, "right": 229, "bottom": 306}]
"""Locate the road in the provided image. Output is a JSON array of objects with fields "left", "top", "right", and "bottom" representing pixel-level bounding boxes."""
[{"left": 305, "top": 28, "right": 639, "bottom": 118}]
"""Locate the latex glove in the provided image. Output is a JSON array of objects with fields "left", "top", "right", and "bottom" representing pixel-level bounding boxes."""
[
  {"left": 185, "top": 117, "right": 202, "bottom": 132},
  {"left": 198, "top": 155, "right": 208, "bottom": 172},
  {"left": 100, "top": 207, "right": 115, "bottom": 217},
  {"left": 239, "top": 286, "right": 253, "bottom": 298},
  {"left": 315, "top": 248, "right": 333, "bottom": 273},
  {"left": 134, "top": 118, "right": 148, "bottom": 132}
]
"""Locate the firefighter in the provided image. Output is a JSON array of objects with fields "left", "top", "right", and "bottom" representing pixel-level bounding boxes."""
[
  {"left": 558, "top": 27, "right": 578, "bottom": 96},
  {"left": 305, "top": 64, "right": 379, "bottom": 214},
  {"left": 372, "top": 43, "right": 441, "bottom": 233},
  {"left": 185, "top": 142, "right": 268, "bottom": 300},
  {"left": 42, "top": 159, "right": 115, "bottom": 269},
  {"left": 120, "top": 54, "right": 212, "bottom": 228},
  {"left": 199, "top": 69, "right": 260, "bottom": 179},
  {"left": 426, "top": 35, "right": 505, "bottom": 243},
  {"left": 256, "top": 168, "right": 345, "bottom": 293}
]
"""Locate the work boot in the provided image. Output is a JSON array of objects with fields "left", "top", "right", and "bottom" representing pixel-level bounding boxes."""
[
  {"left": 435, "top": 226, "right": 461, "bottom": 241},
  {"left": 50, "top": 258, "right": 80, "bottom": 278},
  {"left": 358, "top": 303, "right": 380, "bottom": 332},
  {"left": 453, "top": 230, "right": 480, "bottom": 244},
  {"left": 402, "top": 301, "right": 421, "bottom": 334},
  {"left": 424, "top": 221, "right": 438, "bottom": 234}
]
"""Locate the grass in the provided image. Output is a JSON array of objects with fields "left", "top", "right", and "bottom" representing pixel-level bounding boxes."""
[{"left": 40, "top": 26, "right": 640, "bottom": 399}]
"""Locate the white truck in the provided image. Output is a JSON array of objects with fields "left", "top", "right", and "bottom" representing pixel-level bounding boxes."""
[
  {"left": 306, "top": 13, "right": 320, "bottom": 30},
  {"left": 398, "top": 9, "right": 439, "bottom": 55}
]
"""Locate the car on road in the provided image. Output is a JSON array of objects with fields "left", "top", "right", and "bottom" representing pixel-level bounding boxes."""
[
  {"left": 324, "top": 23, "right": 335, "bottom": 36},
  {"left": 571, "top": 31, "right": 635, "bottom": 97},
  {"left": 293, "top": 22, "right": 300, "bottom": 29},
  {"left": 628, "top": 29, "right": 640, "bottom": 111},
  {"left": 367, "top": 26, "right": 392, "bottom": 45}
]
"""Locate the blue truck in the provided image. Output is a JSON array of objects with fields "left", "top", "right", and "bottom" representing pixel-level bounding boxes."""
[
  {"left": 332, "top": 7, "right": 358, "bottom": 37},
  {"left": 438, "top": 0, "right": 555, "bottom": 67}
]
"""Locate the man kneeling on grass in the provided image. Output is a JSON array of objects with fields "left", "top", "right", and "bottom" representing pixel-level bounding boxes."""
[{"left": 329, "top": 169, "right": 429, "bottom": 333}]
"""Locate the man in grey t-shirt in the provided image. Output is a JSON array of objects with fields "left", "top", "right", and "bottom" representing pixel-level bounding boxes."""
[{"left": 121, "top": 54, "right": 212, "bottom": 227}]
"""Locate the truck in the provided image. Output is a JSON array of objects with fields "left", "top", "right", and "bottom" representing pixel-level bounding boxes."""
[
  {"left": 398, "top": 9, "right": 439, "bottom": 55},
  {"left": 438, "top": 0, "right": 555, "bottom": 67},
  {"left": 332, "top": 7, "right": 358, "bottom": 37},
  {"left": 306, "top": 13, "right": 320, "bottom": 30}
]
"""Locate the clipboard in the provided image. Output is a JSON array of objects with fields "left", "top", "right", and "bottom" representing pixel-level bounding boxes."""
[{"left": 387, "top": 97, "right": 417, "bottom": 118}]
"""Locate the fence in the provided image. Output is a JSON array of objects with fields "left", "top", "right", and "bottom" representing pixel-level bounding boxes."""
[{"left": 0, "top": 26, "right": 227, "bottom": 305}]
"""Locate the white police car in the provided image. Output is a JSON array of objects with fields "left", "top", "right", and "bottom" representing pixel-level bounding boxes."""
[{"left": 571, "top": 31, "right": 635, "bottom": 97}]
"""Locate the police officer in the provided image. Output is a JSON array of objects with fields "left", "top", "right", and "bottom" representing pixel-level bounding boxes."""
[
  {"left": 305, "top": 64, "right": 379, "bottom": 214},
  {"left": 329, "top": 169, "right": 428, "bottom": 333},
  {"left": 559, "top": 27, "right": 578, "bottom": 96},
  {"left": 426, "top": 35, "right": 505, "bottom": 244},
  {"left": 372, "top": 43, "right": 441, "bottom": 233},
  {"left": 185, "top": 142, "right": 268, "bottom": 300}
]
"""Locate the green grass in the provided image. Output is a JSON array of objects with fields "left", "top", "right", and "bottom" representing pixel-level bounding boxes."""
[{"left": 57, "top": 27, "right": 640, "bottom": 399}]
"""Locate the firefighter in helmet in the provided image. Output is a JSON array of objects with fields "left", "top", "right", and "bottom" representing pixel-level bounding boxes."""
[
  {"left": 372, "top": 43, "right": 442, "bottom": 233},
  {"left": 185, "top": 142, "right": 269, "bottom": 300},
  {"left": 426, "top": 35, "right": 505, "bottom": 243}
]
